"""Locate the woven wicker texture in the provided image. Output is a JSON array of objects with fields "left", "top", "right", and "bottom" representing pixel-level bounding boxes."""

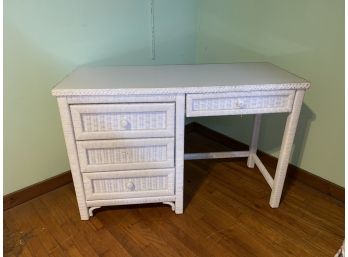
[
  {"left": 77, "top": 138, "right": 174, "bottom": 172},
  {"left": 192, "top": 94, "right": 289, "bottom": 111},
  {"left": 71, "top": 103, "right": 175, "bottom": 140},
  {"left": 91, "top": 176, "right": 168, "bottom": 193},
  {"left": 53, "top": 64, "right": 309, "bottom": 219},
  {"left": 83, "top": 169, "right": 175, "bottom": 201},
  {"left": 186, "top": 90, "right": 294, "bottom": 117}
]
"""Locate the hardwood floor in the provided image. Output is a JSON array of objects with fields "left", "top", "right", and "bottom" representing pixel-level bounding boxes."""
[{"left": 4, "top": 131, "right": 344, "bottom": 257}]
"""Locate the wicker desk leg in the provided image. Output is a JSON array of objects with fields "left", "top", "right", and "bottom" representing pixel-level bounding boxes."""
[
  {"left": 57, "top": 97, "right": 89, "bottom": 220},
  {"left": 247, "top": 114, "right": 262, "bottom": 168},
  {"left": 270, "top": 90, "right": 305, "bottom": 208},
  {"left": 175, "top": 94, "right": 185, "bottom": 214}
]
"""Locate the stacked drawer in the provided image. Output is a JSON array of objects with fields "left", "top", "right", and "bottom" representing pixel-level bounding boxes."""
[{"left": 70, "top": 103, "right": 176, "bottom": 201}]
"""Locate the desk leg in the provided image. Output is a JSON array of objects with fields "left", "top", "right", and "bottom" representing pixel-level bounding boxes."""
[
  {"left": 247, "top": 114, "right": 262, "bottom": 168},
  {"left": 57, "top": 97, "right": 89, "bottom": 220},
  {"left": 270, "top": 90, "right": 305, "bottom": 208},
  {"left": 175, "top": 94, "right": 185, "bottom": 214}
]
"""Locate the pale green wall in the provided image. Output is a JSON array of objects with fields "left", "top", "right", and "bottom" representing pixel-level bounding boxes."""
[
  {"left": 193, "top": 0, "right": 344, "bottom": 186},
  {"left": 4, "top": 0, "right": 197, "bottom": 194},
  {"left": 4, "top": 0, "right": 344, "bottom": 194}
]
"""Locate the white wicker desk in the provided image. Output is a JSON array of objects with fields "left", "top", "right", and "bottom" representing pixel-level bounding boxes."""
[{"left": 52, "top": 63, "right": 310, "bottom": 220}]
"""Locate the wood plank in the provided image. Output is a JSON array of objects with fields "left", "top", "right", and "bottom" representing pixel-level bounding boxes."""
[
  {"left": 184, "top": 160, "right": 342, "bottom": 257},
  {"left": 40, "top": 185, "right": 131, "bottom": 257},
  {"left": 4, "top": 205, "right": 52, "bottom": 257}
]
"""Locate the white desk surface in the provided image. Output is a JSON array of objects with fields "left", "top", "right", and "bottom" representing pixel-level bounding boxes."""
[{"left": 52, "top": 63, "right": 310, "bottom": 96}]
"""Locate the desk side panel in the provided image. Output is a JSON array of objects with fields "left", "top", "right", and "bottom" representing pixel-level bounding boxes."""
[
  {"left": 174, "top": 94, "right": 185, "bottom": 214},
  {"left": 57, "top": 97, "right": 89, "bottom": 220}
]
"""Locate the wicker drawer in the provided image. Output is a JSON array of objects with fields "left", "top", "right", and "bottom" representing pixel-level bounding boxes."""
[
  {"left": 70, "top": 103, "right": 175, "bottom": 140},
  {"left": 83, "top": 169, "right": 175, "bottom": 200},
  {"left": 186, "top": 90, "right": 295, "bottom": 117},
  {"left": 77, "top": 138, "right": 174, "bottom": 172}
]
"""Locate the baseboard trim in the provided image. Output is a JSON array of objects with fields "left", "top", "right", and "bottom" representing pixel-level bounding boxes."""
[
  {"left": 187, "top": 122, "right": 344, "bottom": 202},
  {"left": 4, "top": 171, "right": 72, "bottom": 210},
  {"left": 4, "top": 122, "right": 344, "bottom": 210}
]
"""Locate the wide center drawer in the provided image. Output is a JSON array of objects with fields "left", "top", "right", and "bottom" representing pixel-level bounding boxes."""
[
  {"left": 186, "top": 90, "right": 295, "bottom": 117},
  {"left": 77, "top": 138, "right": 174, "bottom": 172},
  {"left": 83, "top": 169, "right": 175, "bottom": 200},
  {"left": 70, "top": 103, "right": 175, "bottom": 140}
]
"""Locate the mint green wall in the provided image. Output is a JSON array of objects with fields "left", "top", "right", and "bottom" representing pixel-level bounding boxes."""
[
  {"left": 193, "top": 0, "right": 344, "bottom": 186},
  {"left": 4, "top": 0, "right": 197, "bottom": 194},
  {"left": 4, "top": 0, "right": 344, "bottom": 194}
]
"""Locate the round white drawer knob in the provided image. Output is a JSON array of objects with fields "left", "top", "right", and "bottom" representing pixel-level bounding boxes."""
[
  {"left": 120, "top": 119, "right": 129, "bottom": 128},
  {"left": 126, "top": 181, "right": 135, "bottom": 191},
  {"left": 236, "top": 99, "right": 245, "bottom": 108}
]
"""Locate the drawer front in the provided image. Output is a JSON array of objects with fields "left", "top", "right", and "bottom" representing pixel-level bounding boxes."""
[
  {"left": 83, "top": 169, "right": 175, "bottom": 200},
  {"left": 186, "top": 90, "right": 295, "bottom": 117},
  {"left": 70, "top": 103, "right": 175, "bottom": 140},
  {"left": 77, "top": 138, "right": 174, "bottom": 172}
]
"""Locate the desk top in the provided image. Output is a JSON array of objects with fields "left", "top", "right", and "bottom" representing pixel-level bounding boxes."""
[{"left": 52, "top": 63, "right": 310, "bottom": 96}]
